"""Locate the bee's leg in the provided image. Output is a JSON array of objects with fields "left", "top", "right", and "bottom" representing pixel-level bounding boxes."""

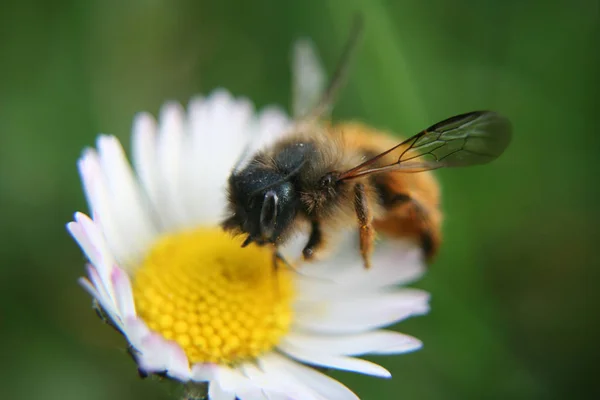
[
  {"left": 302, "top": 220, "right": 323, "bottom": 261},
  {"left": 354, "top": 183, "right": 375, "bottom": 269}
]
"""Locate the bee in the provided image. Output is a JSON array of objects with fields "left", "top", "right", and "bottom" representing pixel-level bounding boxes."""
[{"left": 222, "top": 18, "right": 512, "bottom": 268}]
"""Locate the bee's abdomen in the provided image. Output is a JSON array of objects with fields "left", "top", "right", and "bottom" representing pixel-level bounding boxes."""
[{"left": 371, "top": 174, "right": 442, "bottom": 263}]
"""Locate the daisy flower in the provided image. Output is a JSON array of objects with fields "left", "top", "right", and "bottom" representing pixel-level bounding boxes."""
[{"left": 68, "top": 42, "right": 430, "bottom": 400}]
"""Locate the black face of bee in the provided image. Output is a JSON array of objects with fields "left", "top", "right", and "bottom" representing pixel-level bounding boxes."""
[{"left": 223, "top": 165, "right": 299, "bottom": 246}]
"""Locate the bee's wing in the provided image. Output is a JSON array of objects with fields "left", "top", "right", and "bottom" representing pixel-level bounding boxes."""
[
  {"left": 292, "top": 38, "right": 327, "bottom": 119},
  {"left": 338, "top": 111, "right": 512, "bottom": 180}
]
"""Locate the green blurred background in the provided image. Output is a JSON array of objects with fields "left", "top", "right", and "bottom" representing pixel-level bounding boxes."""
[{"left": 1, "top": 0, "right": 598, "bottom": 399}]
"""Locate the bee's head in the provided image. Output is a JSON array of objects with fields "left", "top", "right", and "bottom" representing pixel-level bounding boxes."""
[{"left": 222, "top": 166, "right": 298, "bottom": 246}]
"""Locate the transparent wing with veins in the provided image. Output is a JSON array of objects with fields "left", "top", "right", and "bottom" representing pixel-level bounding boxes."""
[{"left": 338, "top": 111, "right": 512, "bottom": 180}]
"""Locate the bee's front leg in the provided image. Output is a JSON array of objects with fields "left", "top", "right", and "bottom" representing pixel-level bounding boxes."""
[
  {"left": 302, "top": 220, "right": 323, "bottom": 261},
  {"left": 354, "top": 183, "right": 375, "bottom": 269}
]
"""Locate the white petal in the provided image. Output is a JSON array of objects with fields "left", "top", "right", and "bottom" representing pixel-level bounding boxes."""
[
  {"left": 289, "top": 230, "right": 364, "bottom": 278},
  {"left": 191, "top": 363, "right": 218, "bottom": 382},
  {"left": 73, "top": 212, "right": 115, "bottom": 285},
  {"left": 67, "top": 220, "right": 101, "bottom": 268},
  {"left": 209, "top": 381, "right": 236, "bottom": 400},
  {"left": 75, "top": 212, "right": 115, "bottom": 268},
  {"left": 237, "top": 363, "right": 288, "bottom": 399},
  {"left": 185, "top": 91, "right": 254, "bottom": 225},
  {"left": 261, "top": 353, "right": 358, "bottom": 400},
  {"left": 372, "top": 340, "right": 423, "bottom": 355},
  {"left": 135, "top": 334, "right": 191, "bottom": 381},
  {"left": 85, "top": 264, "right": 117, "bottom": 317},
  {"left": 131, "top": 112, "right": 166, "bottom": 227},
  {"left": 163, "top": 340, "right": 192, "bottom": 381},
  {"left": 263, "top": 394, "right": 287, "bottom": 400},
  {"left": 236, "top": 391, "right": 268, "bottom": 400},
  {"left": 96, "top": 135, "right": 157, "bottom": 258},
  {"left": 294, "top": 233, "right": 425, "bottom": 296},
  {"left": 297, "top": 246, "right": 425, "bottom": 300},
  {"left": 279, "top": 230, "right": 311, "bottom": 261},
  {"left": 156, "top": 103, "right": 189, "bottom": 229},
  {"left": 110, "top": 267, "right": 136, "bottom": 319},
  {"left": 211, "top": 366, "right": 260, "bottom": 399},
  {"left": 251, "top": 106, "right": 291, "bottom": 152},
  {"left": 78, "top": 151, "right": 131, "bottom": 264},
  {"left": 202, "top": 90, "right": 252, "bottom": 161},
  {"left": 253, "top": 363, "right": 323, "bottom": 400},
  {"left": 277, "top": 342, "right": 391, "bottom": 378},
  {"left": 254, "top": 392, "right": 280, "bottom": 400},
  {"left": 292, "top": 38, "right": 326, "bottom": 118},
  {"left": 70, "top": 222, "right": 117, "bottom": 314},
  {"left": 365, "top": 240, "right": 425, "bottom": 288},
  {"left": 136, "top": 332, "right": 170, "bottom": 372},
  {"left": 282, "top": 330, "right": 422, "bottom": 356},
  {"left": 78, "top": 277, "right": 122, "bottom": 330},
  {"left": 122, "top": 317, "right": 151, "bottom": 350},
  {"left": 294, "top": 289, "right": 430, "bottom": 334}
]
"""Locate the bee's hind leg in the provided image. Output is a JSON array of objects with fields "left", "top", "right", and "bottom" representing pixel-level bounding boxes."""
[{"left": 354, "top": 183, "right": 375, "bottom": 269}]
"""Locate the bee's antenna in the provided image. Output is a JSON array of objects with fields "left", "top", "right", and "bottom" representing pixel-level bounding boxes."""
[{"left": 307, "top": 14, "right": 364, "bottom": 121}]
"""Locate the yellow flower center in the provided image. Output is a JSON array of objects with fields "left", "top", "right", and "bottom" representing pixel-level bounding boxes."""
[{"left": 131, "top": 227, "right": 294, "bottom": 366}]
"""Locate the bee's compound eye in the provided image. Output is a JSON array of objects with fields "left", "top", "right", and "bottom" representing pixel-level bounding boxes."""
[{"left": 259, "top": 190, "right": 278, "bottom": 239}]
